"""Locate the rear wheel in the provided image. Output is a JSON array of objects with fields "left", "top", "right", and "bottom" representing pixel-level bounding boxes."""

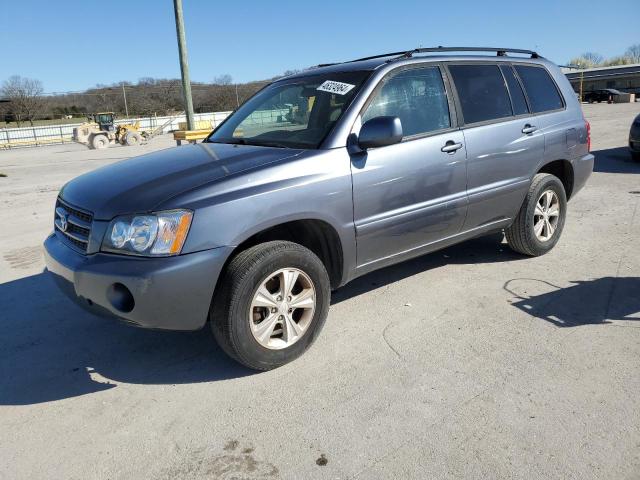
[
  {"left": 505, "top": 173, "right": 567, "bottom": 256},
  {"left": 210, "top": 241, "right": 330, "bottom": 370},
  {"left": 91, "top": 134, "right": 109, "bottom": 149}
]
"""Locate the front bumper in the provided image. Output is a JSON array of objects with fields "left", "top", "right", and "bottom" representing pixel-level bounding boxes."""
[{"left": 44, "top": 233, "right": 232, "bottom": 330}]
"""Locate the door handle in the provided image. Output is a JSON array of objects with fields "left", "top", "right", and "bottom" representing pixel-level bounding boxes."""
[
  {"left": 441, "top": 141, "right": 463, "bottom": 153},
  {"left": 522, "top": 124, "right": 537, "bottom": 134}
]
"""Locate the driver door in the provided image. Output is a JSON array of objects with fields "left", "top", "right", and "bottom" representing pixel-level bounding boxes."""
[{"left": 350, "top": 65, "right": 467, "bottom": 271}]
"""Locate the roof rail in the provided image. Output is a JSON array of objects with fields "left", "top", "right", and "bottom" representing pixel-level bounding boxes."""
[
  {"left": 346, "top": 50, "right": 415, "bottom": 63},
  {"left": 348, "top": 46, "right": 542, "bottom": 64}
]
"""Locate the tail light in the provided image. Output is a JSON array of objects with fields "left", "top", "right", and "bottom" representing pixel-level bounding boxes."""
[{"left": 585, "top": 120, "right": 591, "bottom": 152}]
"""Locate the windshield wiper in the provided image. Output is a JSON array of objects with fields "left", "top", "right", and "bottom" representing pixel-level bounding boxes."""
[
  {"left": 207, "top": 137, "right": 247, "bottom": 145},
  {"left": 249, "top": 140, "right": 291, "bottom": 149}
]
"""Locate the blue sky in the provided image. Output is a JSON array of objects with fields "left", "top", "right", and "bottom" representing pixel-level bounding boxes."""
[{"left": 2, "top": 0, "right": 637, "bottom": 92}]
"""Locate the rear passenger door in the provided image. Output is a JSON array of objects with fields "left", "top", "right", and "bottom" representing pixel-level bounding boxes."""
[
  {"left": 512, "top": 64, "right": 570, "bottom": 164},
  {"left": 447, "top": 63, "right": 544, "bottom": 231},
  {"left": 350, "top": 65, "right": 467, "bottom": 269}
]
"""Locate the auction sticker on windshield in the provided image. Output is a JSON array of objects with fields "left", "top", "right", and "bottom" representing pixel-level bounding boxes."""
[{"left": 316, "top": 80, "right": 356, "bottom": 95}]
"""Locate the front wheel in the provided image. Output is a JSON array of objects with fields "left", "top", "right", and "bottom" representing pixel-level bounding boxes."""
[
  {"left": 210, "top": 241, "right": 330, "bottom": 370},
  {"left": 91, "top": 134, "right": 109, "bottom": 149},
  {"left": 505, "top": 173, "right": 567, "bottom": 256},
  {"left": 125, "top": 132, "right": 142, "bottom": 146}
]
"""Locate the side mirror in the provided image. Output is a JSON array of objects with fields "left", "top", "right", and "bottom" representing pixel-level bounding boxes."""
[{"left": 358, "top": 116, "right": 403, "bottom": 150}]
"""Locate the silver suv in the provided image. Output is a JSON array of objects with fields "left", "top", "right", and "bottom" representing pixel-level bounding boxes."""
[{"left": 44, "top": 47, "right": 593, "bottom": 370}]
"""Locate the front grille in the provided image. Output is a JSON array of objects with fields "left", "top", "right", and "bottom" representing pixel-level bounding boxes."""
[{"left": 54, "top": 198, "right": 93, "bottom": 253}]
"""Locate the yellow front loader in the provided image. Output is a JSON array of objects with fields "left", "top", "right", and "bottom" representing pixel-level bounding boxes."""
[{"left": 72, "top": 112, "right": 145, "bottom": 149}]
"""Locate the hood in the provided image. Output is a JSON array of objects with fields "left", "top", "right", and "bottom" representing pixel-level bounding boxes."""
[{"left": 60, "top": 143, "right": 305, "bottom": 219}]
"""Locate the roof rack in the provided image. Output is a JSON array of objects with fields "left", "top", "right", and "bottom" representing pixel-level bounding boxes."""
[{"left": 348, "top": 46, "right": 542, "bottom": 64}]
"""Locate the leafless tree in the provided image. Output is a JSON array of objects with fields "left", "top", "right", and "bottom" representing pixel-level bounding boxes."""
[
  {"left": 625, "top": 44, "right": 640, "bottom": 64},
  {"left": 569, "top": 52, "right": 604, "bottom": 69},
  {"left": 212, "top": 74, "right": 233, "bottom": 85},
  {"left": 602, "top": 56, "right": 635, "bottom": 66},
  {"left": 28, "top": 77, "right": 270, "bottom": 120},
  {"left": 1, "top": 75, "right": 47, "bottom": 126},
  {"left": 582, "top": 52, "right": 604, "bottom": 65}
]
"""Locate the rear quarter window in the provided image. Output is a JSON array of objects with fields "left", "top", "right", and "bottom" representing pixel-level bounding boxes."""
[
  {"left": 514, "top": 65, "right": 564, "bottom": 113},
  {"left": 500, "top": 65, "right": 529, "bottom": 116}
]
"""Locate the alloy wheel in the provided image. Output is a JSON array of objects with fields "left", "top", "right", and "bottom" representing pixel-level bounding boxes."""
[
  {"left": 534, "top": 189, "right": 560, "bottom": 242},
  {"left": 249, "top": 268, "right": 316, "bottom": 350}
]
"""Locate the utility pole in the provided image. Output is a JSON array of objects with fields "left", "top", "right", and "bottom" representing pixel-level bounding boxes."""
[
  {"left": 579, "top": 70, "right": 584, "bottom": 103},
  {"left": 563, "top": 64, "right": 584, "bottom": 103},
  {"left": 173, "top": 0, "right": 195, "bottom": 130},
  {"left": 122, "top": 84, "right": 129, "bottom": 118}
]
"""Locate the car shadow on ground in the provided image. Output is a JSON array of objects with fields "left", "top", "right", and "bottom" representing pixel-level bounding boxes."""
[
  {"left": 592, "top": 147, "right": 640, "bottom": 174},
  {"left": 0, "top": 272, "right": 254, "bottom": 406},
  {"left": 0, "top": 233, "right": 517, "bottom": 406},
  {"left": 504, "top": 276, "right": 640, "bottom": 327},
  {"left": 333, "top": 233, "right": 522, "bottom": 304}
]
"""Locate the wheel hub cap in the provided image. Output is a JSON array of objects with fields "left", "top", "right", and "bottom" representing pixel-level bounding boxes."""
[
  {"left": 249, "top": 268, "right": 316, "bottom": 350},
  {"left": 534, "top": 189, "right": 560, "bottom": 242}
]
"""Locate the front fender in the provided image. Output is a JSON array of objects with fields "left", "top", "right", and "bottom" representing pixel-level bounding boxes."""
[{"left": 168, "top": 148, "right": 358, "bottom": 283}]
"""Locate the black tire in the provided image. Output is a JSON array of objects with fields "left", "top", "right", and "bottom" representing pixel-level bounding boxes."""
[
  {"left": 210, "top": 241, "right": 330, "bottom": 371},
  {"left": 505, "top": 173, "right": 567, "bottom": 256},
  {"left": 125, "top": 132, "right": 142, "bottom": 146},
  {"left": 91, "top": 134, "right": 109, "bottom": 149}
]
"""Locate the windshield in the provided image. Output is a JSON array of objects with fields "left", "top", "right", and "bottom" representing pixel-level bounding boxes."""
[
  {"left": 206, "top": 71, "right": 371, "bottom": 149},
  {"left": 95, "top": 114, "right": 113, "bottom": 124}
]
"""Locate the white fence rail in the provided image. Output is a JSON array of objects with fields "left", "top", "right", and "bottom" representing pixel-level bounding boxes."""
[{"left": 0, "top": 111, "right": 233, "bottom": 149}]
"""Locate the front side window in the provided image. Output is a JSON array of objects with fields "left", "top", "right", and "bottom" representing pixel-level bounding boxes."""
[
  {"left": 514, "top": 65, "right": 564, "bottom": 113},
  {"left": 362, "top": 66, "right": 451, "bottom": 137},
  {"left": 448, "top": 64, "right": 513, "bottom": 124},
  {"left": 207, "top": 71, "right": 371, "bottom": 149}
]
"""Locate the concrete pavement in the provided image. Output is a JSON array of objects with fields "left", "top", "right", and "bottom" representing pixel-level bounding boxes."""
[{"left": 1, "top": 103, "right": 639, "bottom": 479}]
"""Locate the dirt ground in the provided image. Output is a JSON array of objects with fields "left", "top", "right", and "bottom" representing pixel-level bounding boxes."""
[{"left": 1, "top": 102, "right": 639, "bottom": 479}]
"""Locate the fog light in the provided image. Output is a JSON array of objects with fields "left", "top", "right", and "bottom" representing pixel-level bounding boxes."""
[{"left": 107, "top": 283, "right": 135, "bottom": 313}]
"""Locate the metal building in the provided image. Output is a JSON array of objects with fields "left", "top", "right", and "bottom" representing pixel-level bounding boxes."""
[{"left": 563, "top": 64, "right": 640, "bottom": 96}]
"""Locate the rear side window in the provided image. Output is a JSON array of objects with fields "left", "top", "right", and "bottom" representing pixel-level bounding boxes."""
[
  {"left": 500, "top": 65, "right": 529, "bottom": 116},
  {"left": 362, "top": 66, "right": 450, "bottom": 137},
  {"left": 448, "top": 64, "right": 512, "bottom": 124},
  {"left": 514, "top": 65, "right": 564, "bottom": 113}
]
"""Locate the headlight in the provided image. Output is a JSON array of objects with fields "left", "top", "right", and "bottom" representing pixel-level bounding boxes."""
[{"left": 102, "top": 209, "right": 193, "bottom": 256}]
